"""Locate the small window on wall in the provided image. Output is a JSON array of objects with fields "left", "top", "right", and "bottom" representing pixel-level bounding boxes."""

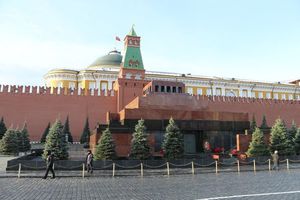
[
  {"left": 297, "top": 95, "right": 300, "bottom": 100},
  {"left": 178, "top": 87, "right": 182, "bottom": 93},
  {"left": 289, "top": 94, "right": 293, "bottom": 100},
  {"left": 242, "top": 90, "right": 248, "bottom": 97},
  {"left": 197, "top": 88, "right": 202, "bottom": 95},
  {"left": 161, "top": 86, "right": 165, "bottom": 92},
  {"left": 266, "top": 92, "right": 271, "bottom": 99},
  {"left": 216, "top": 88, "right": 222, "bottom": 96},
  {"left": 187, "top": 87, "right": 193, "bottom": 95},
  {"left": 89, "top": 82, "right": 96, "bottom": 90},
  {"left": 251, "top": 91, "right": 256, "bottom": 98},
  {"left": 274, "top": 93, "right": 279, "bottom": 99},
  {"left": 166, "top": 86, "right": 171, "bottom": 93},
  {"left": 57, "top": 81, "right": 63, "bottom": 88},
  {"left": 206, "top": 88, "right": 212, "bottom": 96},
  {"left": 258, "top": 92, "right": 263, "bottom": 99},
  {"left": 155, "top": 85, "right": 159, "bottom": 92},
  {"left": 69, "top": 82, "right": 75, "bottom": 89},
  {"left": 281, "top": 94, "right": 286, "bottom": 100},
  {"left": 172, "top": 86, "right": 176, "bottom": 93}
]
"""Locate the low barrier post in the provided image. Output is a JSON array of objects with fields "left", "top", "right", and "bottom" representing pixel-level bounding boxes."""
[
  {"left": 18, "top": 163, "right": 21, "bottom": 178},
  {"left": 141, "top": 163, "right": 144, "bottom": 177},
  {"left": 112, "top": 163, "right": 115, "bottom": 177},
  {"left": 253, "top": 160, "right": 256, "bottom": 173},
  {"left": 82, "top": 163, "right": 85, "bottom": 178},
  {"left": 192, "top": 161, "right": 195, "bottom": 175},
  {"left": 237, "top": 160, "right": 240, "bottom": 173},
  {"left": 215, "top": 161, "right": 218, "bottom": 174},
  {"left": 167, "top": 162, "right": 170, "bottom": 176},
  {"left": 287, "top": 159, "right": 289, "bottom": 171},
  {"left": 268, "top": 159, "right": 271, "bottom": 171}
]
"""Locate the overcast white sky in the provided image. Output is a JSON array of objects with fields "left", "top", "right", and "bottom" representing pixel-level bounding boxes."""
[{"left": 0, "top": 0, "right": 299, "bottom": 86}]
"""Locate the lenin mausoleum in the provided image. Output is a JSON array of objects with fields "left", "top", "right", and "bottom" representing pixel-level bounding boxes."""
[{"left": 0, "top": 27, "right": 300, "bottom": 157}]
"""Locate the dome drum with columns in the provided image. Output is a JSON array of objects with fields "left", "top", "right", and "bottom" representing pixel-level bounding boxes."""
[{"left": 44, "top": 27, "right": 300, "bottom": 100}]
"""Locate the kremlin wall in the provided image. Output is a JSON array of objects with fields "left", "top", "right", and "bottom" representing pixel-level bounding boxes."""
[{"left": 0, "top": 27, "right": 300, "bottom": 156}]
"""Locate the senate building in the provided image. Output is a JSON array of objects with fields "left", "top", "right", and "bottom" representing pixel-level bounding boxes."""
[{"left": 44, "top": 28, "right": 300, "bottom": 101}]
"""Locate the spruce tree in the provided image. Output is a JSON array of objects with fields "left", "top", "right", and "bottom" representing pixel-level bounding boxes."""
[
  {"left": 287, "top": 121, "right": 297, "bottom": 143},
  {"left": 294, "top": 128, "right": 300, "bottom": 155},
  {"left": 62, "top": 116, "right": 73, "bottom": 143},
  {"left": 162, "top": 118, "right": 184, "bottom": 160},
  {"left": 0, "top": 128, "right": 19, "bottom": 154},
  {"left": 40, "top": 122, "right": 50, "bottom": 143},
  {"left": 250, "top": 115, "right": 257, "bottom": 133},
  {"left": 269, "top": 118, "right": 294, "bottom": 155},
  {"left": 19, "top": 123, "right": 31, "bottom": 152},
  {"left": 246, "top": 127, "right": 269, "bottom": 157},
  {"left": 80, "top": 118, "right": 90, "bottom": 144},
  {"left": 130, "top": 119, "right": 150, "bottom": 160},
  {"left": 43, "top": 120, "right": 68, "bottom": 160},
  {"left": 94, "top": 128, "right": 115, "bottom": 160},
  {"left": 0, "top": 117, "right": 7, "bottom": 140},
  {"left": 260, "top": 115, "right": 268, "bottom": 129}
]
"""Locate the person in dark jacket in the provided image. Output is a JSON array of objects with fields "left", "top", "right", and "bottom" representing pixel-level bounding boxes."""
[
  {"left": 86, "top": 150, "right": 93, "bottom": 174},
  {"left": 42, "top": 150, "right": 55, "bottom": 179}
]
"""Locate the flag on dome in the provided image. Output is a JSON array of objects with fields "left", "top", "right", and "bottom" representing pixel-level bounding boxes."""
[{"left": 115, "top": 36, "right": 121, "bottom": 41}]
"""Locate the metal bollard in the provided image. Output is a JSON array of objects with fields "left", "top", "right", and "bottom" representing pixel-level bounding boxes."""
[
  {"left": 112, "top": 163, "right": 115, "bottom": 177},
  {"left": 237, "top": 160, "right": 240, "bottom": 173},
  {"left": 253, "top": 160, "right": 256, "bottom": 173},
  {"left": 167, "top": 162, "right": 170, "bottom": 176},
  {"left": 215, "top": 161, "right": 218, "bottom": 174},
  {"left": 268, "top": 159, "right": 271, "bottom": 171},
  {"left": 82, "top": 163, "right": 85, "bottom": 178},
  {"left": 141, "top": 163, "right": 144, "bottom": 177},
  {"left": 18, "top": 163, "right": 21, "bottom": 178},
  {"left": 191, "top": 161, "right": 195, "bottom": 175},
  {"left": 287, "top": 159, "right": 290, "bottom": 171}
]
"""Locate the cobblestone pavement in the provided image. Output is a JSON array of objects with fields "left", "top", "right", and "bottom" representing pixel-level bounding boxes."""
[{"left": 1, "top": 170, "right": 300, "bottom": 200}]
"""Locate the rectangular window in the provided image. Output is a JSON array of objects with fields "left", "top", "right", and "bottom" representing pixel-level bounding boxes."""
[
  {"left": 281, "top": 94, "right": 286, "bottom": 100},
  {"left": 242, "top": 90, "right": 248, "bottom": 97},
  {"left": 274, "top": 93, "right": 279, "bottom": 99},
  {"left": 167, "top": 86, "right": 171, "bottom": 93},
  {"left": 155, "top": 85, "right": 159, "bottom": 92},
  {"left": 172, "top": 86, "right": 177, "bottom": 93},
  {"left": 251, "top": 91, "right": 256, "bottom": 98},
  {"left": 57, "top": 81, "right": 63, "bottom": 88},
  {"left": 258, "top": 92, "right": 263, "bottom": 99},
  {"left": 289, "top": 94, "right": 293, "bottom": 100},
  {"left": 206, "top": 88, "right": 212, "bottom": 96},
  {"left": 89, "top": 82, "right": 96, "bottom": 90},
  {"left": 69, "top": 82, "right": 76, "bottom": 89},
  {"left": 187, "top": 87, "right": 193, "bottom": 95},
  {"left": 216, "top": 88, "right": 222, "bottom": 96},
  {"left": 266, "top": 92, "right": 271, "bottom": 99},
  {"left": 161, "top": 86, "right": 165, "bottom": 92},
  {"left": 197, "top": 88, "right": 202, "bottom": 95},
  {"left": 296, "top": 95, "right": 300, "bottom": 100},
  {"left": 101, "top": 82, "right": 107, "bottom": 91}
]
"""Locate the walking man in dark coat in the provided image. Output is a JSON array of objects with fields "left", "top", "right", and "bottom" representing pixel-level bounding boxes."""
[
  {"left": 43, "top": 150, "right": 55, "bottom": 179},
  {"left": 86, "top": 150, "right": 93, "bottom": 174}
]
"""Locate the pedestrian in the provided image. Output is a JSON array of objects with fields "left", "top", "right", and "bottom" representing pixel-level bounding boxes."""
[
  {"left": 86, "top": 150, "right": 93, "bottom": 174},
  {"left": 42, "top": 150, "right": 55, "bottom": 179},
  {"left": 272, "top": 150, "right": 279, "bottom": 170}
]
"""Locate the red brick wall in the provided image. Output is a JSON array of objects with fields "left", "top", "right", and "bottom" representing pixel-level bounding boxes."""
[{"left": 0, "top": 87, "right": 117, "bottom": 142}]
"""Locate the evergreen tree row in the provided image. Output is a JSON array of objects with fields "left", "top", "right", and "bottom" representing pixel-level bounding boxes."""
[
  {"left": 93, "top": 118, "right": 184, "bottom": 160},
  {"left": 40, "top": 116, "right": 74, "bottom": 144},
  {"left": 0, "top": 122, "right": 31, "bottom": 154},
  {"left": 247, "top": 118, "right": 300, "bottom": 157}
]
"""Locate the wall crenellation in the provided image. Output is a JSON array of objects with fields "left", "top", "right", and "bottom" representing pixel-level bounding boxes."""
[
  {"left": 191, "top": 94, "right": 300, "bottom": 105},
  {"left": 0, "top": 84, "right": 115, "bottom": 97}
]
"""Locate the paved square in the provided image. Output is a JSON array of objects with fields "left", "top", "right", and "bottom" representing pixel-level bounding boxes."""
[{"left": 1, "top": 170, "right": 300, "bottom": 200}]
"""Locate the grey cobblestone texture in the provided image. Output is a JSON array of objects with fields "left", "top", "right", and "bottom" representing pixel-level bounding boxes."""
[{"left": 1, "top": 170, "right": 300, "bottom": 199}]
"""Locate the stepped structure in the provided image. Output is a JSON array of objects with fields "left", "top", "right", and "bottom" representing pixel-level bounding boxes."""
[{"left": 0, "top": 26, "right": 300, "bottom": 157}]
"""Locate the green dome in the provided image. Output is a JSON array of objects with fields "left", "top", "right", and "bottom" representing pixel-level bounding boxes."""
[{"left": 89, "top": 50, "right": 122, "bottom": 68}]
